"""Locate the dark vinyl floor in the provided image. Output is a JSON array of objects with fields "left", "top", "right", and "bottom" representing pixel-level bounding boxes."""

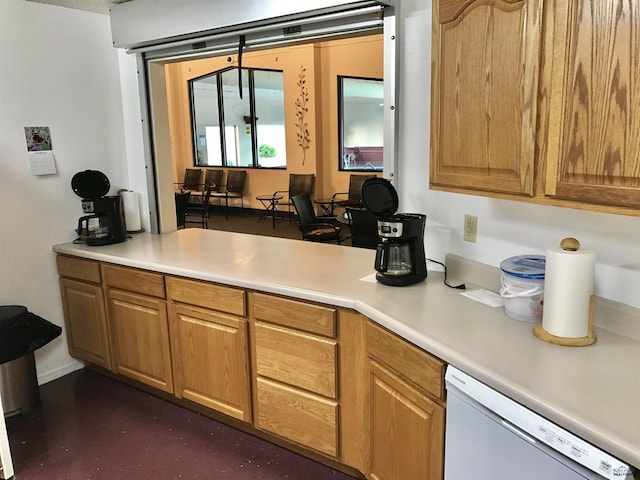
[{"left": 6, "top": 369, "right": 359, "bottom": 480}]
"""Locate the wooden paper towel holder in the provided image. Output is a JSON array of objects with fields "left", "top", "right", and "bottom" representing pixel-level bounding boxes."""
[{"left": 533, "top": 294, "right": 597, "bottom": 346}]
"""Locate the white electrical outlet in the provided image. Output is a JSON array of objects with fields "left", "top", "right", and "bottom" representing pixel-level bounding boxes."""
[{"left": 464, "top": 215, "right": 477, "bottom": 243}]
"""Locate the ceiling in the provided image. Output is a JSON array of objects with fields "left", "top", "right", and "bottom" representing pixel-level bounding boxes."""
[{"left": 25, "top": 0, "right": 130, "bottom": 15}]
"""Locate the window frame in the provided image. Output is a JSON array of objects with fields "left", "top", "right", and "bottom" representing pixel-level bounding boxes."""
[
  {"left": 189, "top": 66, "right": 286, "bottom": 169},
  {"left": 337, "top": 74, "right": 384, "bottom": 172}
]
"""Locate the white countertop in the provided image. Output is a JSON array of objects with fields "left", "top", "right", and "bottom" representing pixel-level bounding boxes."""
[{"left": 53, "top": 229, "right": 640, "bottom": 468}]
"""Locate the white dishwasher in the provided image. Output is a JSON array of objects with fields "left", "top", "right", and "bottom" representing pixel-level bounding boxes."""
[{"left": 444, "top": 366, "right": 632, "bottom": 480}]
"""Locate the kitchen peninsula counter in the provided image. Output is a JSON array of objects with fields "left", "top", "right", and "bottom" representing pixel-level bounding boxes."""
[{"left": 53, "top": 229, "right": 640, "bottom": 469}]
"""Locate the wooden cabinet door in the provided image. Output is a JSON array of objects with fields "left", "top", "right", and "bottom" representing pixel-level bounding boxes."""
[
  {"left": 107, "top": 289, "right": 173, "bottom": 393},
  {"left": 368, "top": 360, "right": 444, "bottom": 480},
  {"left": 546, "top": 0, "right": 640, "bottom": 208},
  {"left": 170, "top": 302, "right": 251, "bottom": 422},
  {"left": 59, "top": 278, "right": 111, "bottom": 370},
  {"left": 430, "top": 0, "right": 543, "bottom": 195}
]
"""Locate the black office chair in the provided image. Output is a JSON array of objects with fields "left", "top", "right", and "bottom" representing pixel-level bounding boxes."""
[
  {"left": 184, "top": 188, "right": 212, "bottom": 229},
  {"left": 346, "top": 207, "right": 379, "bottom": 249},
  {"left": 175, "top": 191, "right": 191, "bottom": 229},
  {"left": 291, "top": 194, "right": 346, "bottom": 244}
]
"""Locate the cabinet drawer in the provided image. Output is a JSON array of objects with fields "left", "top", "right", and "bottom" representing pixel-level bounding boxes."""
[
  {"left": 57, "top": 255, "right": 101, "bottom": 283},
  {"left": 102, "top": 264, "right": 165, "bottom": 299},
  {"left": 167, "top": 276, "right": 245, "bottom": 317},
  {"left": 252, "top": 293, "right": 336, "bottom": 338},
  {"left": 255, "top": 322, "right": 337, "bottom": 399},
  {"left": 256, "top": 377, "right": 338, "bottom": 458},
  {"left": 367, "top": 322, "right": 445, "bottom": 401}
]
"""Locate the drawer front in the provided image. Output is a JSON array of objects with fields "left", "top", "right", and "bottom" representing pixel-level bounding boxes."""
[
  {"left": 102, "top": 264, "right": 165, "bottom": 299},
  {"left": 252, "top": 293, "right": 336, "bottom": 338},
  {"left": 367, "top": 321, "right": 445, "bottom": 401},
  {"left": 57, "top": 255, "right": 101, "bottom": 283},
  {"left": 255, "top": 322, "right": 337, "bottom": 398},
  {"left": 167, "top": 276, "right": 246, "bottom": 317},
  {"left": 256, "top": 377, "right": 338, "bottom": 458}
]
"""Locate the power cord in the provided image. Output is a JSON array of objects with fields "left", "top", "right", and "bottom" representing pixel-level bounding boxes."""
[{"left": 427, "top": 258, "right": 466, "bottom": 290}]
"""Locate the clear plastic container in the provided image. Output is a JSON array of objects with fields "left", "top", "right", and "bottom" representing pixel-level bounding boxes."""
[{"left": 499, "top": 255, "right": 545, "bottom": 322}]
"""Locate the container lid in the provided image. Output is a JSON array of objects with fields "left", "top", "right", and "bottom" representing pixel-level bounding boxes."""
[
  {"left": 500, "top": 255, "right": 546, "bottom": 279},
  {"left": 361, "top": 177, "right": 399, "bottom": 219},
  {"left": 71, "top": 170, "right": 110, "bottom": 199}
]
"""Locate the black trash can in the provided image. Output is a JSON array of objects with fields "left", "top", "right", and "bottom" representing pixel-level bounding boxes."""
[{"left": 0, "top": 306, "right": 62, "bottom": 417}]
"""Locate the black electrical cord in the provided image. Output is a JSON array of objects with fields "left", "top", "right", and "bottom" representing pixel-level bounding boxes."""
[{"left": 427, "top": 258, "right": 466, "bottom": 290}]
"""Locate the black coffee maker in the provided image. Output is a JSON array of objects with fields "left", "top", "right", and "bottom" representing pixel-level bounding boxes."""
[
  {"left": 72, "top": 170, "right": 127, "bottom": 246},
  {"left": 361, "top": 178, "right": 427, "bottom": 287}
]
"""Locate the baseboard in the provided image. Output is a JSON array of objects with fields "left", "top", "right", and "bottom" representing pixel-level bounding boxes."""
[{"left": 37, "top": 359, "right": 84, "bottom": 386}]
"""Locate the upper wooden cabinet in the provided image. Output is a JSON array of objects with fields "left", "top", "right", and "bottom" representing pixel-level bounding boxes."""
[
  {"left": 432, "top": 0, "right": 640, "bottom": 214},
  {"left": 546, "top": 0, "right": 640, "bottom": 208},
  {"left": 430, "top": 0, "right": 543, "bottom": 196}
]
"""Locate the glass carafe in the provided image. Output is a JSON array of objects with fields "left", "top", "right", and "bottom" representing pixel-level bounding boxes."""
[{"left": 375, "top": 241, "right": 414, "bottom": 276}]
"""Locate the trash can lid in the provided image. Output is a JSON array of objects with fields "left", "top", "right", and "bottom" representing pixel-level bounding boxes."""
[
  {"left": 0, "top": 306, "right": 62, "bottom": 364},
  {"left": 0, "top": 305, "right": 28, "bottom": 324}
]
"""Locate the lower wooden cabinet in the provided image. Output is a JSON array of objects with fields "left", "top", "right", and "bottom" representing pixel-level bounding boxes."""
[
  {"left": 251, "top": 292, "right": 340, "bottom": 458},
  {"left": 255, "top": 377, "right": 338, "bottom": 457},
  {"left": 59, "top": 278, "right": 111, "bottom": 370},
  {"left": 167, "top": 276, "right": 251, "bottom": 422},
  {"left": 366, "top": 322, "right": 446, "bottom": 480},
  {"left": 102, "top": 263, "right": 173, "bottom": 393},
  {"left": 368, "top": 360, "right": 444, "bottom": 480},
  {"left": 57, "top": 255, "right": 449, "bottom": 479},
  {"left": 57, "top": 255, "right": 112, "bottom": 370},
  {"left": 106, "top": 289, "right": 173, "bottom": 393}
]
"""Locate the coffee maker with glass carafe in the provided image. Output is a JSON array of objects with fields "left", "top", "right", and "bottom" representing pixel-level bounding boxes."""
[
  {"left": 71, "top": 170, "right": 127, "bottom": 246},
  {"left": 361, "top": 178, "right": 427, "bottom": 287}
]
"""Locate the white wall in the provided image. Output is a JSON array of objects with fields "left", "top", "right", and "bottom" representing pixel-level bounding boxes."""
[
  {"left": 0, "top": 0, "right": 132, "bottom": 383},
  {"left": 394, "top": 0, "right": 640, "bottom": 308}
]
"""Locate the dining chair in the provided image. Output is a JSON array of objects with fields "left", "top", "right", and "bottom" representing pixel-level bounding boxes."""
[
  {"left": 203, "top": 169, "right": 224, "bottom": 192},
  {"left": 346, "top": 207, "right": 379, "bottom": 249},
  {"left": 271, "top": 173, "right": 315, "bottom": 222},
  {"left": 332, "top": 174, "right": 377, "bottom": 208},
  {"left": 191, "top": 169, "right": 224, "bottom": 205},
  {"left": 175, "top": 168, "right": 203, "bottom": 193},
  {"left": 211, "top": 170, "right": 247, "bottom": 219},
  {"left": 291, "top": 193, "right": 346, "bottom": 244},
  {"left": 185, "top": 188, "right": 212, "bottom": 228},
  {"left": 174, "top": 191, "right": 191, "bottom": 229}
]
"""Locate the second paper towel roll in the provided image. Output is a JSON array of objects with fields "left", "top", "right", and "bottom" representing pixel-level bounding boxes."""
[{"left": 542, "top": 244, "right": 595, "bottom": 338}]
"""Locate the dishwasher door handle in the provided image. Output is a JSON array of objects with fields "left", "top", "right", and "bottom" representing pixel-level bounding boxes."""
[{"left": 500, "top": 419, "right": 537, "bottom": 444}]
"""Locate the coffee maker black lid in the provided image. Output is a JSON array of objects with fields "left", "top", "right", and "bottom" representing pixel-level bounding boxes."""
[
  {"left": 361, "top": 177, "right": 399, "bottom": 219},
  {"left": 71, "top": 170, "right": 110, "bottom": 199}
]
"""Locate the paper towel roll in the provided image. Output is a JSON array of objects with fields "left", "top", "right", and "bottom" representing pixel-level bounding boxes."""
[
  {"left": 121, "top": 190, "right": 141, "bottom": 232},
  {"left": 542, "top": 245, "right": 596, "bottom": 338}
]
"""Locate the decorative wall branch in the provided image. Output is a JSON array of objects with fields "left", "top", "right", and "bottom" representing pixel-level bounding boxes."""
[{"left": 295, "top": 65, "right": 311, "bottom": 165}]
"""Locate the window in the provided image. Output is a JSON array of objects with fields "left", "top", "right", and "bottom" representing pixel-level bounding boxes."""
[
  {"left": 190, "top": 67, "right": 286, "bottom": 168},
  {"left": 338, "top": 76, "right": 384, "bottom": 171}
]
